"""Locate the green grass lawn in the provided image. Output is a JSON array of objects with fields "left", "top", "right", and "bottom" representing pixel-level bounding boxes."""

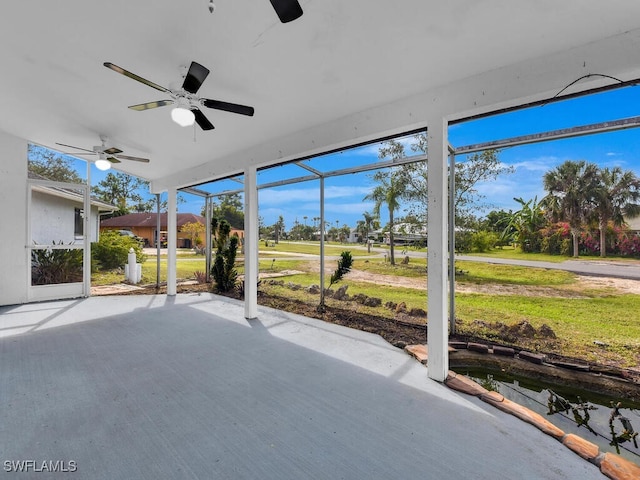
[{"left": 259, "top": 241, "right": 372, "bottom": 256}]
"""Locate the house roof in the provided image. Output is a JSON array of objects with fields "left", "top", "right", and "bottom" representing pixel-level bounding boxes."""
[
  {"left": 3, "top": 2, "right": 640, "bottom": 192},
  {"left": 29, "top": 172, "right": 116, "bottom": 212},
  {"left": 101, "top": 212, "right": 205, "bottom": 229}
]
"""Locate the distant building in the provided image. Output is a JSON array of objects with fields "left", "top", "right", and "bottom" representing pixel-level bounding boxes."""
[
  {"left": 380, "top": 223, "right": 428, "bottom": 246},
  {"left": 100, "top": 212, "right": 244, "bottom": 248},
  {"left": 626, "top": 216, "right": 640, "bottom": 235}
]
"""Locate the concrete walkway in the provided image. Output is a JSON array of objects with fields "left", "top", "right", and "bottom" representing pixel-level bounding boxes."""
[{"left": 0, "top": 294, "right": 605, "bottom": 479}]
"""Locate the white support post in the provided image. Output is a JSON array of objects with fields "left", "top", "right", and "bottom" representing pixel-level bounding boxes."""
[
  {"left": 244, "top": 166, "right": 259, "bottom": 319},
  {"left": 167, "top": 188, "right": 177, "bottom": 296},
  {"left": 427, "top": 116, "right": 449, "bottom": 382}
]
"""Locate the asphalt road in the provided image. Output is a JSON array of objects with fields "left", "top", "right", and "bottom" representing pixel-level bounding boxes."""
[{"left": 456, "top": 255, "right": 640, "bottom": 280}]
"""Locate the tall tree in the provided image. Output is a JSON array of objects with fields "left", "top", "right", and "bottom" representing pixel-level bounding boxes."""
[
  {"left": 543, "top": 160, "right": 599, "bottom": 257},
  {"left": 377, "top": 135, "right": 512, "bottom": 228},
  {"left": 592, "top": 167, "right": 640, "bottom": 257},
  {"left": 91, "top": 172, "right": 149, "bottom": 217},
  {"left": 203, "top": 193, "right": 244, "bottom": 229},
  {"left": 360, "top": 211, "right": 379, "bottom": 253},
  {"left": 274, "top": 215, "right": 285, "bottom": 244},
  {"left": 27, "top": 144, "right": 83, "bottom": 183},
  {"left": 364, "top": 169, "right": 408, "bottom": 265}
]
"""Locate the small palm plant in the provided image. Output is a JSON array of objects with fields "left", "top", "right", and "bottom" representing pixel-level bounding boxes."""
[{"left": 319, "top": 251, "right": 353, "bottom": 312}]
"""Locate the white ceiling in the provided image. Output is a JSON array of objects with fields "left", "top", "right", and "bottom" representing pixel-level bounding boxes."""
[{"left": 3, "top": 1, "right": 640, "bottom": 190}]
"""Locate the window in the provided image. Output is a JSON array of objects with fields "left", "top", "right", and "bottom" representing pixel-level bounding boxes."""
[{"left": 74, "top": 208, "right": 84, "bottom": 237}]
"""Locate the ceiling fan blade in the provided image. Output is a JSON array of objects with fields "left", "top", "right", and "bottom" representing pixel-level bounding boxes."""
[
  {"left": 104, "top": 62, "right": 170, "bottom": 93},
  {"left": 192, "top": 109, "right": 215, "bottom": 131},
  {"left": 106, "top": 157, "right": 122, "bottom": 164},
  {"left": 182, "top": 62, "right": 210, "bottom": 94},
  {"left": 202, "top": 99, "right": 255, "bottom": 116},
  {"left": 103, "top": 147, "right": 123, "bottom": 155},
  {"left": 116, "top": 154, "right": 150, "bottom": 163},
  {"left": 55, "top": 142, "right": 95, "bottom": 154},
  {"left": 270, "top": 0, "right": 303, "bottom": 23},
  {"left": 129, "top": 100, "right": 174, "bottom": 111}
]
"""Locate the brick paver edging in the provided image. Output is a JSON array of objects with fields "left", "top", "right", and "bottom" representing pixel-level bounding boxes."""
[{"left": 405, "top": 345, "right": 640, "bottom": 480}]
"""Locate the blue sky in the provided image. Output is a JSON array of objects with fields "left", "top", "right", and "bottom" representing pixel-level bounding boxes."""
[{"left": 55, "top": 84, "right": 640, "bottom": 231}]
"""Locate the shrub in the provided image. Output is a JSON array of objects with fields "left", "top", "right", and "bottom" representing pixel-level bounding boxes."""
[
  {"left": 455, "top": 230, "right": 473, "bottom": 253},
  {"left": 470, "top": 230, "right": 498, "bottom": 253},
  {"left": 540, "top": 222, "right": 570, "bottom": 255},
  {"left": 210, "top": 218, "right": 239, "bottom": 292},
  {"left": 31, "top": 241, "right": 83, "bottom": 285},
  {"left": 92, "top": 230, "right": 146, "bottom": 271}
]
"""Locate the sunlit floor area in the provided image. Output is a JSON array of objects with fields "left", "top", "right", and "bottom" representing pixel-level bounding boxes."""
[{"left": 0, "top": 294, "right": 603, "bottom": 479}]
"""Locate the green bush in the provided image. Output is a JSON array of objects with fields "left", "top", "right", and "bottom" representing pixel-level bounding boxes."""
[
  {"left": 31, "top": 241, "right": 83, "bottom": 285},
  {"left": 471, "top": 230, "right": 499, "bottom": 253},
  {"left": 92, "top": 230, "right": 146, "bottom": 271},
  {"left": 455, "top": 230, "right": 473, "bottom": 253}
]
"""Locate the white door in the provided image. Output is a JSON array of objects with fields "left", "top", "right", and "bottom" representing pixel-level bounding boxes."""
[{"left": 27, "top": 180, "right": 90, "bottom": 302}]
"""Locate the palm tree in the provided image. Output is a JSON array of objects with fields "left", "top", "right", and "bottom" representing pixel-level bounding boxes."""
[
  {"left": 364, "top": 170, "right": 408, "bottom": 265},
  {"left": 543, "top": 160, "right": 599, "bottom": 257},
  {"left": 592, "top": 167, "right": 640, "bottom": 257},
  {"left": 361, "top": 211, "right": 378, "bottom": 253}
]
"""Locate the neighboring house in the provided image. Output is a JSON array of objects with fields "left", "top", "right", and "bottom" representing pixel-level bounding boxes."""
[
  {"left": 379, "top": 223, "right": 428, "bottom": 246},
  {"left": 30, "top": 178, "right": 116, "bottom": 245},
  {"left": 100, "top": 212, "right": 245, "bottom": 248},
  {"left": 625, "top": 216, "right": 640, "bottom": 235}
]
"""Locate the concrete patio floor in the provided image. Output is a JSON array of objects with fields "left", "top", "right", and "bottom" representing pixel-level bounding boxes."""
[{"left": 0, "top": 293, "right": 604, "bottom": 479}]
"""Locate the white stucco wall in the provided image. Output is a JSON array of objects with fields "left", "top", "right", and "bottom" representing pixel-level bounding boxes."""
[
  {"left": 0, "top": 130, "right": 29, "bottom": 306},
  {"left": 31, "top": 190, "right": 79, "bottom": 245},
  {"left": 30, "top": 190, "right": 102, "bottom": 244}
]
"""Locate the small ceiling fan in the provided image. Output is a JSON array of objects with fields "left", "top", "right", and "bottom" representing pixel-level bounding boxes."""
[
  {"left": 104, "top": 60, "right": 255, "bottom": 131},
  {"left": 56, "top": 136, "right": 150, "bottom": 171}
]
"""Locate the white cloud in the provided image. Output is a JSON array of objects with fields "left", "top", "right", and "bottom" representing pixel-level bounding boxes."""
[{"left": 509, "top": 156, "right": 560, "bottom": 172}]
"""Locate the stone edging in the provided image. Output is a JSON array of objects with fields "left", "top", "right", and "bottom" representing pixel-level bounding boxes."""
[{"left": 405, "top": 344, "right": 640, "bottom": 480}]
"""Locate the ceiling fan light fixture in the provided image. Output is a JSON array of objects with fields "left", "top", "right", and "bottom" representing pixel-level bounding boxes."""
[
  {"left": 95, "top": 158, "right": 112, "bottom": 171},
  {"left": 171, "top": 106, "right": 195, "bottom": 127}
]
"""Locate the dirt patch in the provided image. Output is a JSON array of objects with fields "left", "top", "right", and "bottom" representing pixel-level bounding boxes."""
[
  {"left": 332, "top": 267, "right": 640, "bottom": 297},
  {"left": 577, "top": 275, "right": 640, "bottom": 294}
]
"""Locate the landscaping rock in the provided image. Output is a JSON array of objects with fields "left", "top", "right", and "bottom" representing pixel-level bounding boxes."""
[
  {"left": 492, "top": 345, "right": 515, "bottom": 357},
  {"left": 539, "top": 324, "right": 557, "bottom": 339},
  {"left": 363, "top": 297, "right": 382, "bottom": 307},
  {"left": 599, "top": 452, "right": 640, "bottom": 480},
  {"left": 396, "top": 302, "right": 407, "bottom": 313},
  {"left": 468, "top": 342, "right": 490, "bottom": 354},
  {"left": 307, "top": 284, "right": 320, "bottom": 294},
  {"left": 445, "top": 371, "right": 489, "bottom": 396},
  {"left": 508, "top": 320, "right": 537, "bottom": 338},
  {"left": 562, "top": 434, "right": 599, "bottom": 461},
  {"left": 408, "top": 307, "right": 427, "bottom": 317},
  {"left": 519, "top": 350, "right": 546, "bottom": 364},
  {"left": 333, "top": 285, "right": 349, "bottom": 300},
  {"left": 385, "top": 301, "right": 397, "bottom": 310},
  {"left": 352, "top": 293, "right": 368, "bottom": 304},
  {"left": 323, "top": 288, "right": 334, "bottom": 298}
]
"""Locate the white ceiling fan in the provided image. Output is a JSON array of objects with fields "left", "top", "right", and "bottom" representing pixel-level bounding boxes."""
[{"left": 56, "top": 135, "right": 150, "bottom": 171}]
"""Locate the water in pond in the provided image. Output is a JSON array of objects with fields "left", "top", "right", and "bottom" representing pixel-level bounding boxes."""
[{"left": 455, "top": 368, "right": 640, "bottom": 463}]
